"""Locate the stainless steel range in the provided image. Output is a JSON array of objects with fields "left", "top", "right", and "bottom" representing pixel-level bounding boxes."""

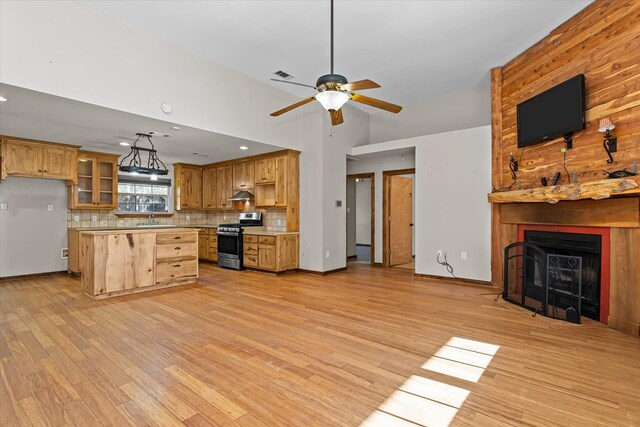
[{"left": 217, "top": 212, "right": 262, "bottom": 270}]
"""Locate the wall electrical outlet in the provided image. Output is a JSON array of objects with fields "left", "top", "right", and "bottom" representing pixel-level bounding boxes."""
[
  {"left": 0, "top": 202, "right": 7, "bottom": 210},
  {"left": 277, "top": 219, "right": 282, "bottom": 226},
  {"left": 47, "top": 204, "right": 53, "bottom": 211},
  {"left": 186, "top": 214, "right": 191, "bottom": 221},
  {"left": 61, "top": 248, "right": 68, "bottom": 259},
  {"left": 325, "top": 250, "right": 330, "bottom": 259},
  {"left": 461, "top": 251, "right": 467, "bottom": 260},
  {"left": 91, "top": 215, "right": 98, "bottom": 222},
  {"left": 73, "top": 215, "right": 80, "bottom": 222}
]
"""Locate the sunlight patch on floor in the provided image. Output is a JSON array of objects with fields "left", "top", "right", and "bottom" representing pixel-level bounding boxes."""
[{"left": 360, "top": 337, "right": 499, "bottom": 427}]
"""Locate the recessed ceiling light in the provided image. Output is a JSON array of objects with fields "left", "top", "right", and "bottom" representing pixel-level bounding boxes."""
[
  {"left": 0, "top": 96, "right": 7, "bottom": 102},
  {"left": 171, "top": 126, "right": 180, "bottom": 130},
  {"left": 239, "top": 146, "right": 249, "bottom": 150},
  {"left": 119, "top": 141, "right": 130, "bottom": 146}
]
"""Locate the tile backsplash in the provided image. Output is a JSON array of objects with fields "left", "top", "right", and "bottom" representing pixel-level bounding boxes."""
[{"left": 67, "top": 208, "right": 288, "bottom": 231}]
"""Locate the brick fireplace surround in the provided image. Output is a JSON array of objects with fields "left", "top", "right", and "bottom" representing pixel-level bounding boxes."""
[{"left": 493, "top": 197, "right": 640, "bottom": 337}]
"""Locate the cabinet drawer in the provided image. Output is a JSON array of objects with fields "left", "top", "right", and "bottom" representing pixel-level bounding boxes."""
[
  {"left": 157, "top": 232, "right": 197, "bottom": 244},
  {"left": 156, "top": 259, "right": 198, "bottom": 282},
  {"left": 258, "top": 236, "right": 276, "bottom": 245},
  {"left": 244, "top": 254, "right": 258, "bottom": 267},
  {"left": 157, "top": 242, "right": 197, "bottom": 261},
  {"left": 244, "top": 235, "right": 258, "bottom": 244},
  {"left": 244, "top": 243, "right": 258, "bottom": 255}
]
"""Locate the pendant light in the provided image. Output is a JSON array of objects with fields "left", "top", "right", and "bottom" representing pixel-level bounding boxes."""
[{"left": 118, "top": 133, "right": 169, "bottom": 176}]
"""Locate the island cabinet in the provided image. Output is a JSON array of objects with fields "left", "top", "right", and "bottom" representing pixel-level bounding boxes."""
[
  {"left": 1, "top": 137, "right": 78, "bottom": 181},
  {"left": 81, "top": 228, "right": 198, "bottom": 299},
  {"left": 242, "top": 233, "right": 298, "bottom": 272}
]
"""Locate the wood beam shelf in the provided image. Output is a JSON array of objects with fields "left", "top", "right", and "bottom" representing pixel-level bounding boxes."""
[{"left": 488, "top": 177, "right": 640, "bottom": 204}]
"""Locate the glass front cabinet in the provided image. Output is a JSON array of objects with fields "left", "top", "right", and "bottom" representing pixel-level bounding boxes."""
[{"left": 69, "top": 151, "right": 119, "bottom": 209}]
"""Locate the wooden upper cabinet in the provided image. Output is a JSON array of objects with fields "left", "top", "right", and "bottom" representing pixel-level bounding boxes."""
[
  {"left": 174, "top": 164, "right": 202, "bottom": 210},
  {"left": 42, "top": 146, "right": 76, "bottom": 179},
  {"left": 216, "top": 165, "right": 233, "bottom": 209},
  {"left": 202, "top": 167, "right": 217, "bottom": 209},
  {"left": 274, "top": 156, "right": 288, "bottom": 207},
  {"left": 255, "top": 158, "right": 275, "bottom": 183},
  {"left": 69, "top": 151, "right": 118, "bottom": 209},
  {"left": 233, "top": 161, "right": 254, "bottom": 190},
  {"left": 1, "top": 138, "right": 77, "bottom": 181}
]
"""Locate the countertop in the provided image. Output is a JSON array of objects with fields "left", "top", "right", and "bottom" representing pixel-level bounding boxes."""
[
  {"left": 242, "top": 229, "right": 299, "bottom": 236},
  {"left": 78, "top": 227, "right": 197, "bottom": 235}
]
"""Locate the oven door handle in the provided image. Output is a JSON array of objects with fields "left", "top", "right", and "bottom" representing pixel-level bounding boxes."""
[{"left": 217, "top": 232, "right": 240, "bottom": 237}]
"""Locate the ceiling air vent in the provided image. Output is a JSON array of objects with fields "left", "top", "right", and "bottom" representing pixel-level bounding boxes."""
[
  {"left": 274, "top": 70, "right": 294, "bottom": 80},
  {"left": 144, "top": 131, "right": 171, "bottom": 137}
]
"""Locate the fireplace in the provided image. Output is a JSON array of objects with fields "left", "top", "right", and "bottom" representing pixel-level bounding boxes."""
[
  {"left": 524, "top": 230, "right": 601, "bottom": 321},
  {"left": 503, "top": 225, "right": 611, "bottom": 323}
]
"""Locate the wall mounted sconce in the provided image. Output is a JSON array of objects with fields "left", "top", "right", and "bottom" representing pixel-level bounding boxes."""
[{"left": 599, "top": 118, "right": 617, "bottom": 163}]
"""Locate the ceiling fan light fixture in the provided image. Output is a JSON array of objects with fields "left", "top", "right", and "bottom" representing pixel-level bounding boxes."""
[{"left": 316, "top": 90, "right": 349, "bottom": 112}]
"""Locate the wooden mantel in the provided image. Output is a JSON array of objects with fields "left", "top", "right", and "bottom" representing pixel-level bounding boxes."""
[{"left": 488, "top": 177, "right": 640, "bottom": 204}]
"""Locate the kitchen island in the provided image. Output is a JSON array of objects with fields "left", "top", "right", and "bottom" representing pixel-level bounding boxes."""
[{"left": 81, "top": 227, "right": 198, "bottom": 299}]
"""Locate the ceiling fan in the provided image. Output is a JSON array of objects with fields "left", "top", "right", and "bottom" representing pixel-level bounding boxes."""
[{"left": 270, "top": 0, "right": 402, "bottom": 126}]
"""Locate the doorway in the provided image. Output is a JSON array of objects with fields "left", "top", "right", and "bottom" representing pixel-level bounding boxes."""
[
  {"left": 383, "top": 168, "right": 415, "bottom": 269},
  {"left": 346, "top": 173, "right": 374, "bottom": 265}
]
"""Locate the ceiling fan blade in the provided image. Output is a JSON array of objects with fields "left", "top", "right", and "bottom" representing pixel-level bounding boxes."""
[
  {"left": 341, "top": 79, "right": 380, "bottom": 92},
  {"left": 350, "top": 93, "right": 402, "bottom": 114},
  {"left": 270, "top": 79, "right": 317, "bottom": 89},
  {"left": 270, "top": 97, "right": 316, "bottom": 117},
  {"left": 330, "top": 109, "right": 344, "bottom": 126}
]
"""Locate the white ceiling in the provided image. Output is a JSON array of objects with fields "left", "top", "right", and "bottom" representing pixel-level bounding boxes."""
[
  {"left": 0, "top": 84, "right": 282, "bottom": 164},
  {"left": 85, "top": 0, "right": 591, "bottom": 110}
]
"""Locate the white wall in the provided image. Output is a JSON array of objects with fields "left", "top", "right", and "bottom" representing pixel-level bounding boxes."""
[
  {"left": 347, "top": 153, "right": 416, "bottom": 263},
  {"left": 321, "top": 106, "right": 371, "bottom": 271},
  {"left": 369, "top": 87, "right": 491, "bottom": 144},
  {"left": 346, "top": 179, "right": 357, "bottom": 257},
  {"left": 0, "top": 178, "right": 68, "bottom": 277},
  {"left": 0, "top": 1, "right": 303, "bottom": 151},
  {"left": 355, "top": 179, "right": 371, "bottom": 245},
  {"left": 414, "top": 126, "right": 491, "bottom": 281}
]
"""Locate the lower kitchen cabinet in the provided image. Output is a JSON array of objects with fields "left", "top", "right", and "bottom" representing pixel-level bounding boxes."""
[
  {"left": 198, "top": 227, "right": 218, "bottom": 262},
  {"left": 243, "top": 233, "right": 298, "bottom": 272}
]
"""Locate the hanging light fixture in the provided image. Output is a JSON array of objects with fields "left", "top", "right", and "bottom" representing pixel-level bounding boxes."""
[{"left": 118, "top": 133, "right": 169, "bottom": 176}]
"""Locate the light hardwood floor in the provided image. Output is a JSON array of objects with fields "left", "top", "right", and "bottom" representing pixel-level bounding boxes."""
[{"left": 1, "top": 263, "right": 639, "bottom": 426}]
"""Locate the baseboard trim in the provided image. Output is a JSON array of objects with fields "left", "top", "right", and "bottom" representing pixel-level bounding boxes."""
[
  {"left": 347, "top": 255, "right": 357, "bottom": 260},
  {"left": 297, "top": 267, "right": 347, "bottom": 276},
  {"left": 413, "top": 273, "right": 492, "bottom": 288},
  {"left": 0, "top": 270, "right": 69, "bottom": 282},
  {"left": 608, "top": 316, "right": 640, "bottom": 337},
  {"left": 355, "top": 244, "right": 372, "bottom": 247}
]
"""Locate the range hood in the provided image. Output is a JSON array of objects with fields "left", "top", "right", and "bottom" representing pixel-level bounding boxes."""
[{"left": 229, "top": 190, "right": 255, "bottom": 201}]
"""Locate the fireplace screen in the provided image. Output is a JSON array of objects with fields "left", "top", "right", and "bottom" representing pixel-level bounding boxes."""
[{"left": 502, "top": 242, "right": 584, "bottom": 324}]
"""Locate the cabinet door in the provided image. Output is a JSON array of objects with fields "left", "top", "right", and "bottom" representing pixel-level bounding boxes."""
[
  {"left": 99, "top": 233, "right": 154, "bottom": 293},
  {"left": 96, "top": 160, "right": 116, "bottom": 207},
  {"left": 255, "top": 158, "right": 275, "bottom": 183},
  {"left": 126, "top": 233, "right": 156, "bottom": 289},
  {"left": 216, "top": 165, "right": 233, "bottom": 209},
  {"left": 202, "top": 168, "right": 217, "bottom": 209},
  {"left": 181, "top": 167, "right": 203, "bottom": 209},
  {"left": 198, "top": 236, "right": 210, "bottom": 260},
  {"left": 258, "top": 244, "right": 276, "bottom": 270},
  {"left": 75, "top": 158, "right": 95, "bottom": 207},
  {"left": 42, "top": 146, "right": 76, "bottom": 180},
  {"left": 275, "top": 156, "right": 287, "bottom": 207},
  {"left": 233, "top": 161, "right": 254, "bottom": 190},
  {"left": 3, "top": 141, "right": 42, "bottom": 176}
]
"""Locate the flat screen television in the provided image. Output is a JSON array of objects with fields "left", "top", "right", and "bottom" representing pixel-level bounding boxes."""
[{"left": 517, "top": 74, "right": 586, "bottom": 148}]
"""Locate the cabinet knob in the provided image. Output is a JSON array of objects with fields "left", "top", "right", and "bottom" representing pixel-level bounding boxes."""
[
  {"left": 175, "top": 247, "right": 181, "bottom": 250},
  {"left": 174, "top": 236, "right": 181, "bottom": 240},
  {"left": 38, "top": 169, "right": 42, "bottom": 173},
  {"left": 43, "top": 170, "right": 47, "bottom": 173},
  {"left": 173, "top": 264, "right": 181, "bottom": 268}
]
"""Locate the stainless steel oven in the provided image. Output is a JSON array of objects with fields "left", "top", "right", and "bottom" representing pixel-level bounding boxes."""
[
  {"left": 217, "top": 212, "right": 262, "bottom": 270},
  {"left": 217, "top": 224, "right": 242, "bottom": 270}
]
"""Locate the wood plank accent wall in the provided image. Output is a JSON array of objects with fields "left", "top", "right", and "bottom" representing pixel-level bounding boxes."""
[
  {"left": 493, "top": 0, "right": 640, "bottom": 191},
  {"left": 490, "top": 0, "right": 640, "bottom": 336}
]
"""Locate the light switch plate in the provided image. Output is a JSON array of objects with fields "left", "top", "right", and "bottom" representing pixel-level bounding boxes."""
[
  {"left": 0, "top": 202, "right": 7, "bottom": 210},
  {"left": 91, "top": 215, "right": 98, "bottom": 222},
  {"left": 47, "top": 204, "right": 53, "bottom": 211}
]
